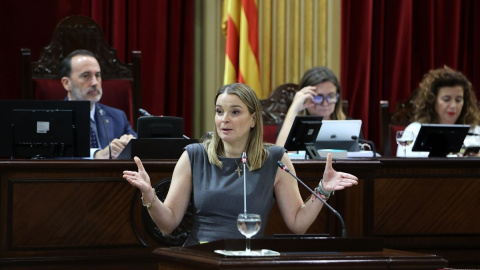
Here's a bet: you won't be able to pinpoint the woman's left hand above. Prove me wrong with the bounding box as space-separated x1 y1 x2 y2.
322 153 358 191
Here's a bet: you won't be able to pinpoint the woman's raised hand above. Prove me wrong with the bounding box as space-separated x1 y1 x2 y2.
291 86 317 111
322 153 358 191
123 156 152 193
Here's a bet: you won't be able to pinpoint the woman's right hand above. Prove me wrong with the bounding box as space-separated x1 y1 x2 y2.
291 86 317 112
322 153 358 191
123 156 152 194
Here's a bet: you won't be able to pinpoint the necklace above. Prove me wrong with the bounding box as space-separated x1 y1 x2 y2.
234 159 242 177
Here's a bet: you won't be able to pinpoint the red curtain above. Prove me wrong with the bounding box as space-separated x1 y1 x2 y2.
82 0 195 136
341 0 480 149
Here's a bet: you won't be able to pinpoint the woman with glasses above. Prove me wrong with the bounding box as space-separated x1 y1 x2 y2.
276 66 352 147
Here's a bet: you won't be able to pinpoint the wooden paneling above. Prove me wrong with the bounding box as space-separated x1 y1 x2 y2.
0 160 175 270
374 177 480 234
11 180 135 247
373 158 480 269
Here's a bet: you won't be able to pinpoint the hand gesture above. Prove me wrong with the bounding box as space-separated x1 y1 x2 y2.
123 156 152 194
290 86 317 112
322 153 358 191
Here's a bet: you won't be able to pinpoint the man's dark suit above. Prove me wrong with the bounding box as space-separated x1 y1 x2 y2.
94 103 136 148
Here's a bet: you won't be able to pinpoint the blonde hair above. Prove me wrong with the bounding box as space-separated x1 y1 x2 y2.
204 83 269 170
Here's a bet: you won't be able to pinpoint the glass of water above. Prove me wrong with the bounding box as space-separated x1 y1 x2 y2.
396 130 414 157
237 213 261 255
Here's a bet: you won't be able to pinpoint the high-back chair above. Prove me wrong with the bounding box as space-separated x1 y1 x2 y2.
260 83 299 144
21 15 142 128
380 99 415 156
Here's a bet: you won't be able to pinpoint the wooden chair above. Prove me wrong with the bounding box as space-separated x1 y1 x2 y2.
260 83 299 143
141 178 192 247
21 15 142 128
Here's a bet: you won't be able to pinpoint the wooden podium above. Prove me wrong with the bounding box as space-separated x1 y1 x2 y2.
153 237 447 270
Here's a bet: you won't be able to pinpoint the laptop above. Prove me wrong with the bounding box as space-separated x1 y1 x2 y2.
315 120 362 152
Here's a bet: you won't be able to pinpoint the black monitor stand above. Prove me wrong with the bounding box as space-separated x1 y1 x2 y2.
305 143 321 159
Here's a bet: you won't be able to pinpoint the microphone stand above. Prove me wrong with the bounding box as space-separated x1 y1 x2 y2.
242 152 247 214
277 161 347 238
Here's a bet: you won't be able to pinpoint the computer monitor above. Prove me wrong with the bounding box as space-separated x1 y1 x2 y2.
137 116 184 138
412 123 470 157
315 120 362 152
284 116 323 159
0 100 90 159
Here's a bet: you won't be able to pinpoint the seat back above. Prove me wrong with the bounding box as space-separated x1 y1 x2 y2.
260 83 299 143
142 178 192 247
380 99 415 156
379 100 391 155
21 15 142 128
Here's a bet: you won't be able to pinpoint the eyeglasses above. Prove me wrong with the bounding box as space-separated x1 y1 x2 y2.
313 93 339 104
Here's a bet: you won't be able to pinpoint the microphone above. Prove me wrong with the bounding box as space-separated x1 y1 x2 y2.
277 161 347 238
351 136 377 158
98 106 112 159
139 108 152 116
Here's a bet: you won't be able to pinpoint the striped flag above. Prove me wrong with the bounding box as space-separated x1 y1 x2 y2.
222 0 262 96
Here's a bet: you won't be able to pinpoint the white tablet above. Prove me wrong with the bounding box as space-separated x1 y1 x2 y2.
315 120 362 152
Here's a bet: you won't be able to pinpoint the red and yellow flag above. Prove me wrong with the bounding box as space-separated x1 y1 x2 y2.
222 0 262 96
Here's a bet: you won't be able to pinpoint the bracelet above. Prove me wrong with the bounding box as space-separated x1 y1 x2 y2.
314 179 332 200
141 188 157 210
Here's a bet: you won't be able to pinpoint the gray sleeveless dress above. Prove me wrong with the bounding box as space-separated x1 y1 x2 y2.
183 143 286 246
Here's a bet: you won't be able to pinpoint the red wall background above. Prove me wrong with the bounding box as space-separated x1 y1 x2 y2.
342 0 480 147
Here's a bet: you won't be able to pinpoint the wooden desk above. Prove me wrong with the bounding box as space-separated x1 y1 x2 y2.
1 158 479 269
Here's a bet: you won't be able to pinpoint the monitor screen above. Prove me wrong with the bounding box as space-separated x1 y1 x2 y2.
0 100 90 159
137 116 184 138
411 123 470 157
284 116 323 159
